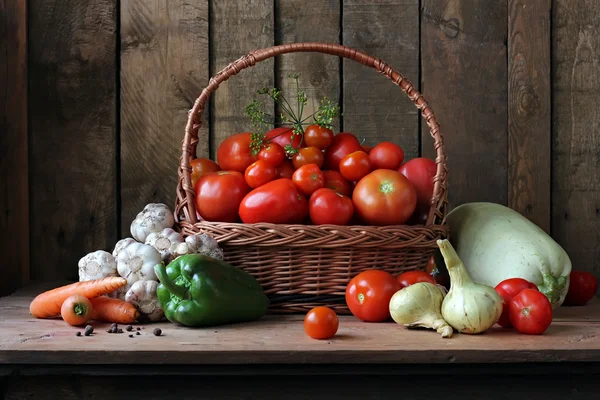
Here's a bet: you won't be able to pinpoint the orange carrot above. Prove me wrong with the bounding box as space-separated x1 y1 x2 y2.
90 296 140 324
29 277 127 319
61 294 93 326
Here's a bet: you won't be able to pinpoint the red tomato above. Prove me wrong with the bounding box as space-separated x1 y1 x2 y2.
292 164 325 196
339 151 372 182
304 124 334 150
322 170 353 197
190 158 221 187
407 209 429 225
244 160 277 189
323 132 363 171
304 306 339 340
495 278 539 328
369 142 405 170
216 132 257 173
195 171 250 222
258 143 285 167
425 256 449 289
239 178 308 224
396 271 436 289
399 158 437 211
362 145 373 154
265 127 303 152
309 188 354 225
345 269 401 322
564 271 598 306
352 169 417 226
509 289 553 335
293 146 324 169
276 159 295 179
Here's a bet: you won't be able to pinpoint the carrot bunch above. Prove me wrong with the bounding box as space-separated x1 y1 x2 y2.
30 277 139 326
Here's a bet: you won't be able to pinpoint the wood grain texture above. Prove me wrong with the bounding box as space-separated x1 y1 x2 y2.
275 0 340 133
421 0 508 209
0 0 28 296
508 0 551 233
28 0 117 281
120 1 209 234
342 0 420 159
210 0 274 160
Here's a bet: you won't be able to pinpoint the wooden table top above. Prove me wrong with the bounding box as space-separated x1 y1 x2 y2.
1 283 599 366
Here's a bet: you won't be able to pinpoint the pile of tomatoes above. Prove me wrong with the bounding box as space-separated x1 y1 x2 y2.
190 125 438 226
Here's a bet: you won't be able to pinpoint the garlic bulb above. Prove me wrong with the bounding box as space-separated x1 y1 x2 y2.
145 228 184 261
438 239 503 334
168 241 191 262
185 233 224 260
117 242 161 288
130 203 175 243
108 286 128 301
125 280 164 322
389 282 453 338
78 250 118 281
112 238 137 259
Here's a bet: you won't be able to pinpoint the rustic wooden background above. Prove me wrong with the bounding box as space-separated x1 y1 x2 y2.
2 0 598 297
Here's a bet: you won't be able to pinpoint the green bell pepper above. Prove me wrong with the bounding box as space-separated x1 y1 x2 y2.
154 254 269 327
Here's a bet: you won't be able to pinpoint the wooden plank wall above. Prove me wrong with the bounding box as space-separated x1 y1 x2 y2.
1 0 599 295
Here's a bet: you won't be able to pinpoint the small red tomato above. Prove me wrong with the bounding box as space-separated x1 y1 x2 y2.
345 269 401 322
244 160 277 189
195 171 250 222
304 306 339 340
396 271 436 289
323 132 364 171
304 124 334 150
369 142 405 170
190 158 221 188
258 143 286 167
216 132 257 173
509 289 553 335
322 170 353 197
239 178 308 224
276 159 295 179
564 271 598 306
362 145 373 154
495 278 539 328
265 127 303 151
292 164 325 196
293 146 324 169
399 158 437 211
309 188 354 225
339 151 372 182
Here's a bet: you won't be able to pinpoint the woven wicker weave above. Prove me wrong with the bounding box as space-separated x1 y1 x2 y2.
174 42 449 314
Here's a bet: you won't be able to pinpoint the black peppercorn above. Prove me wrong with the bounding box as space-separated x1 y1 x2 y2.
153 328 162 336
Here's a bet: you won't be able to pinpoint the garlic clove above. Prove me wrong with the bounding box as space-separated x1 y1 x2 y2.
145 228 184 262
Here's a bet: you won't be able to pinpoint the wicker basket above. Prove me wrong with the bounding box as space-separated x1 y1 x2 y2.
174 42 449 314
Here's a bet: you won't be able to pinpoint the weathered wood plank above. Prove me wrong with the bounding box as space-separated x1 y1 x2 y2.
552 0 600 291
0 0 28 296
275 0 340 133
210 0 274 160
508 0 551 233
28 0 118 281
343 0 420 159
421 0 508 209
120 1 209 234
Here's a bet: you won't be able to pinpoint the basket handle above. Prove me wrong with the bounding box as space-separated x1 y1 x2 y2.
176 42 448 226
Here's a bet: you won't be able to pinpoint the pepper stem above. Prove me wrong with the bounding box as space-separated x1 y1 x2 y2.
154 263 190 300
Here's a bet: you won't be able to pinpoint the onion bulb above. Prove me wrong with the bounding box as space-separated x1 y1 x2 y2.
389 282 453 338
437 239 503 334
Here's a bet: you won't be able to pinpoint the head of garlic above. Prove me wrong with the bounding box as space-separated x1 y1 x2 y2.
112 238 137 259
389 282 453 338
78 250 118 282
185 233 224 260
117 242 161 288
145 228 184 262
130 203 175 243
125 280 164 322
437 239 503 334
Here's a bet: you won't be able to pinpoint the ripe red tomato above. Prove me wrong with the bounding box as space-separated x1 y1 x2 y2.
509 289 553 335
369 142 405 170
258 143 285 167
292 164 325 196
304 306 339 340
293 146 324 169
352 169 417 226
564 271 598 306
362 145 373 154
194 171 250 222
244 160 277 189
190 158 221 187
396 271 436 289
323 132 363 171
239 178 308 224
304 124 334 150
322 170 353 197
309 188 354 225
495 278 539 328
216 132 257 173
339 151 371 182
265 127 303 152
345 269 401 322
399 158 437 211
276 159 295 179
